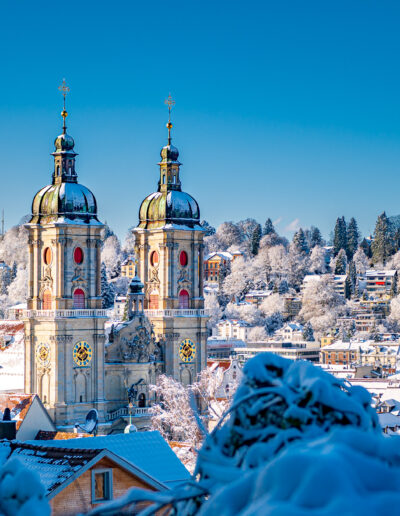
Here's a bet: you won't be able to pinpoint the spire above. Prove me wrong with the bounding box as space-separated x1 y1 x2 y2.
58 78 70 135
165 94 175 145
52 79 78 185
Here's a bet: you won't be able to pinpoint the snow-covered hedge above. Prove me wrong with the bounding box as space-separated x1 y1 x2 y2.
87 353 393 516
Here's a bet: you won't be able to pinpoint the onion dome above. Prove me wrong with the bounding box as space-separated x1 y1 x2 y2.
129 273 144 294
137 114 201 230
29 83 100 225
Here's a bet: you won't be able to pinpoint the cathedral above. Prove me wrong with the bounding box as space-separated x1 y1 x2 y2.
23 86 208 432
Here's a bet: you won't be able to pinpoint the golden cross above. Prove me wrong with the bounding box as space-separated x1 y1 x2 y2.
58 79 70 132
164 94 175 122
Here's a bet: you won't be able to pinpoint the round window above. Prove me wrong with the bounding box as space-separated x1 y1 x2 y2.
74 247 84 264
150 251 159 267
43 247 52 265
180 251 188 267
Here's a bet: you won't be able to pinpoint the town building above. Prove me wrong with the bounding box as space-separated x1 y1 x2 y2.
333 275 346 297
121 257 136 279
365 269 397 298
244 290 271 307
204 251 242 283
236 340 320 363
207 337 246 359
282 294 302 319
213 319 250 341
273 323 304 342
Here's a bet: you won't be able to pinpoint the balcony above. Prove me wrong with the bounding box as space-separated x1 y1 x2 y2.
23 309 109 319
105 406 152 422
144 309 209 318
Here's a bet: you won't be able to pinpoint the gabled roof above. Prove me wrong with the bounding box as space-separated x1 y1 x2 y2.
29 431 190 488
6 442 166 499
204 252 233 261
0 394 55 433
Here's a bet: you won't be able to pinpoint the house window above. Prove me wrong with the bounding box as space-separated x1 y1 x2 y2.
73 288 85 309
92 469 113 503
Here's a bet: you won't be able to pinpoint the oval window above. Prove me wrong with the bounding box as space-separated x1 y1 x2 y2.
44 247 52 265
180 251 188 267
74 247 84 264
150 251 159 267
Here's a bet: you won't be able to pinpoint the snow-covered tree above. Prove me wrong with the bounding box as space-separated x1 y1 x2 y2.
101 262 115 309
334 249 347 275
0 224 29 269
247 326 268 341
353 247 369 274
7 266 27 305
121 228 135 259
302 321 314 341
200 220 216 236
260 293 284 317
292 228 309 254
388 294 400 329
287 243 310 289
0 265 11 295
224 302 263 326
216 222 242 251
299 275 344 336
204 291 222 330
237 219 260 253
347 217 360 260
333 216 347 257
265 312 284 335
250 223 262 255
309 245 327 274
263 218 276 236
203 233 221 255
309 225 323 248
372 211 393 264
101 234 122 279
222 257 253 300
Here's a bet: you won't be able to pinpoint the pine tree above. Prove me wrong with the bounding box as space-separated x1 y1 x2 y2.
310 226 323 248
371 212 393 264
200 220 216 236
11 262 17 281
333 217 347 257
302 322 314 342
348 260 357 295
334 249 347 275
122 296 130 321
292 228 309 254
218 260 231 292
101 262 115 308
263 218 276 236
347 217 360 260
360 238 372 259
251 224 262 255
344 274 352 300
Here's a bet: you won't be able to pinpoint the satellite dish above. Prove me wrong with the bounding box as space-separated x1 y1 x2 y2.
74 409 98 436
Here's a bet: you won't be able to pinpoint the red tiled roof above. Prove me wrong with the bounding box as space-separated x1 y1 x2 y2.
35 430 90 440
0 393 35 430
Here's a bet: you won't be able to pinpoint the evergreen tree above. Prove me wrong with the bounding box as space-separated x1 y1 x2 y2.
310 226 323 248
200 220 216 236
292 228 309 254
101 262 115 308
334 249 347 275
278 279 289 294
333 217 347 257
218 260 231 292
346 217 360 260
250 224 262 255
393 228 400 253
122 296 130 321
360 238 372 259
391 274 398 298
348 260 357 295
11 262 17 281
263 218 276 236
371 212 393 264
302 322 314 342
344 274 352 300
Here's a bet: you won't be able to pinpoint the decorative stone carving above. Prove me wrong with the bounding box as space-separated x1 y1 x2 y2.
49 335 73 343
39 265 53 293
71 266 86 287
120 325 162 363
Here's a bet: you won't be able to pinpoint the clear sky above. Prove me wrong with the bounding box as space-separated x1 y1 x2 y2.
1 1 400 241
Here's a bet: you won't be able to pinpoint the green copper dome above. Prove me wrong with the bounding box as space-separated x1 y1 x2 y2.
30 182 98 224
138 190 200 229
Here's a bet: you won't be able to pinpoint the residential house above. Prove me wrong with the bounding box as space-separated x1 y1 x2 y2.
204 251 242 283
274 323 304 342
213 319 250 341
365 269 397 298
121 257 137 279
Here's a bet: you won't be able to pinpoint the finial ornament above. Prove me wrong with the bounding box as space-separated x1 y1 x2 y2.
164 94 175 144
58 79 70 134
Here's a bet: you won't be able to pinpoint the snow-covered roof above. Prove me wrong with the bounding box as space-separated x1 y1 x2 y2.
217 319 250 327
29 431 190 488
204 251 233 261
366 269 396 277
378 412 400 428
9 303 27 310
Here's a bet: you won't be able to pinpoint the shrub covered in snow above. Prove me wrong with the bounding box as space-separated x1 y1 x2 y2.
89 353 387 516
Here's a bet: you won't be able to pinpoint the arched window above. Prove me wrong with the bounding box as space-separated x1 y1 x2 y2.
149 290 159 309
73 288 85 309
43 289 52 310
44 247 52 265
150 251 159 267
138 393 146 407
179 289 189 309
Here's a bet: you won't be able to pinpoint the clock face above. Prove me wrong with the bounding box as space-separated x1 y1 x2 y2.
73 341 92 367
36 343 50 365
179 339 196 363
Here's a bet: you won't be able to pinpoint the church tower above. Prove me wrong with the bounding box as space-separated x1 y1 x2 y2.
24 81 107 428
134 97 208 383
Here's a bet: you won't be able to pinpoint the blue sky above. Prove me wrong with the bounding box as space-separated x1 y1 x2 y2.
1 1 400 241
